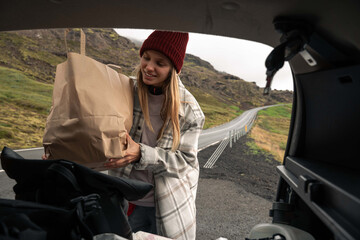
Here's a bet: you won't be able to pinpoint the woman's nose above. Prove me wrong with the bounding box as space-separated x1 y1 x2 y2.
145 61 155 71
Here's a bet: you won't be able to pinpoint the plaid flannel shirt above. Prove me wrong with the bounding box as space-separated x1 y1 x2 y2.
109 78 205 240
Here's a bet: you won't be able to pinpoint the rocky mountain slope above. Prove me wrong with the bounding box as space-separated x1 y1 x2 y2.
0 28 292 110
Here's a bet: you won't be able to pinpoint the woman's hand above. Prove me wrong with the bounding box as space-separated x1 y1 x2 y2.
104 133 141 169
42 154 48 160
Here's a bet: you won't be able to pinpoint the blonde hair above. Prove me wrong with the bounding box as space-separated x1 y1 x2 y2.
136 67 180 151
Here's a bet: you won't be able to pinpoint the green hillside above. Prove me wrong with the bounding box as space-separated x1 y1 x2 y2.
249 104 292 162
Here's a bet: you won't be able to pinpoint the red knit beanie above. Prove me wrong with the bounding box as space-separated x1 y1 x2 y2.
140 30 189 73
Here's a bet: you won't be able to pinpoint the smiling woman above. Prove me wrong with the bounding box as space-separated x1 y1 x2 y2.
106 30 205 240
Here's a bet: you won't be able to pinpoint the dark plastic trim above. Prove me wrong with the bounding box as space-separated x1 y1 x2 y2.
277 157 360 240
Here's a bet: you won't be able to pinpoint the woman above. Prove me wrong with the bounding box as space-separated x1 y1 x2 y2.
104 30 205 240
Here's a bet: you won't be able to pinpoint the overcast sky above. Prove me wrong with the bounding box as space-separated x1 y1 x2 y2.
115 28 293 91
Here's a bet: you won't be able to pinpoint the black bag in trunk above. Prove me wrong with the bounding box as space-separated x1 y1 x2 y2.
0 147 153 239
0 197 95 240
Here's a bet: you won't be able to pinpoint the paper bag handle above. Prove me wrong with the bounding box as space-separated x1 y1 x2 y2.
107 64 122 73
63 29 122 73
64 28 86 55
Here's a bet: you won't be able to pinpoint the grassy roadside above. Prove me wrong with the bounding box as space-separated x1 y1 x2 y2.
0 66 53 112
187 86 243 129
0 102 48 149
247 104 292 163
0 66 52 149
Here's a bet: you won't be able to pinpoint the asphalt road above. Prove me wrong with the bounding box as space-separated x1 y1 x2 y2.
196 136 278 239
198 106 271 150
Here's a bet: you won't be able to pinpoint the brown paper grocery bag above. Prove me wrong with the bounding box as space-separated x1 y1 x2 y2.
43 31 133 170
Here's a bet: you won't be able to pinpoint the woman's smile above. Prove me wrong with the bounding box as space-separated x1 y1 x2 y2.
144 71 156 79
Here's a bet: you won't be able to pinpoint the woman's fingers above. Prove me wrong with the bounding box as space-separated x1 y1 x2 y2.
104 157 133 169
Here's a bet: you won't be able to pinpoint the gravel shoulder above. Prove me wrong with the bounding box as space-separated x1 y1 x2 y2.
196 135 281 239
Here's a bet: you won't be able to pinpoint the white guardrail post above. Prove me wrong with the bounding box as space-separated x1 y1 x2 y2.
204 114 259 169
229 130 232 148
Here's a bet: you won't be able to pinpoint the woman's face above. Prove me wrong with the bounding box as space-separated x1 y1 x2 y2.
140 50 173 87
